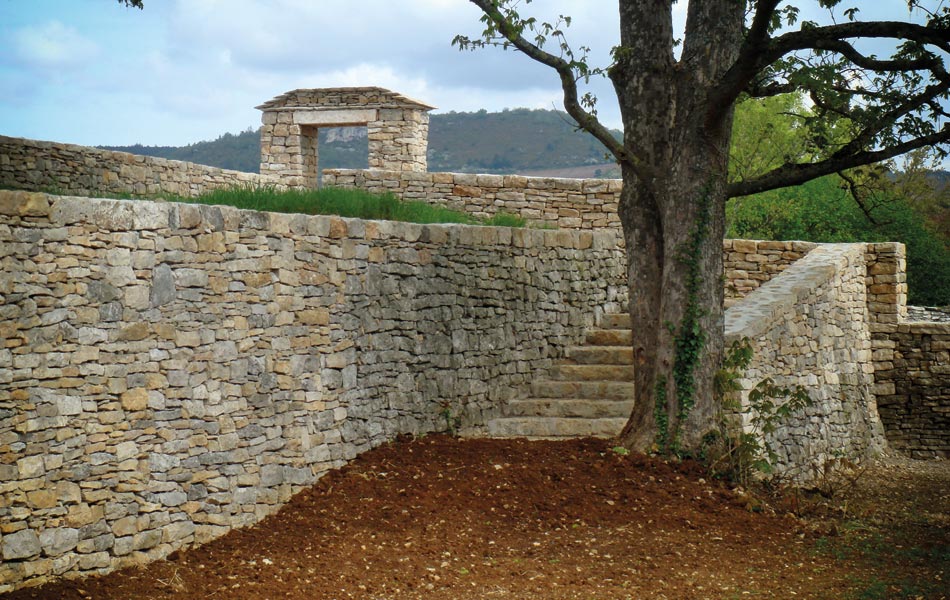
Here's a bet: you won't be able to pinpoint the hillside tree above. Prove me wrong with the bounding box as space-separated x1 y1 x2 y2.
455 1 950 454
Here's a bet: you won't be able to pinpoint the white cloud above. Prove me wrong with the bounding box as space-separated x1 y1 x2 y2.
0 1 683 145
11 21 100 70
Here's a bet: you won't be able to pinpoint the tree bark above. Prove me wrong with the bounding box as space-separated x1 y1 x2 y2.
615 0 741 454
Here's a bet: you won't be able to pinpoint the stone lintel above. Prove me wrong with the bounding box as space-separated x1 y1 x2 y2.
292 109 379 126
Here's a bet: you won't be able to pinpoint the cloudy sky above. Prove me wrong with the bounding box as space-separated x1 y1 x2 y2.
0 0 934 147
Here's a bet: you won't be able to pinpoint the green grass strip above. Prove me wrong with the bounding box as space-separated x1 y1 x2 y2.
5 184 531 228
181 186 528 227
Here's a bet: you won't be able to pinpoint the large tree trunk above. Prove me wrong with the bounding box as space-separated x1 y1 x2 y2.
617 154 728 453
614 0 742 454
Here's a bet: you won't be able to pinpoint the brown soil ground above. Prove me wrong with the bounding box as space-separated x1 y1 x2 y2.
4 435 948 600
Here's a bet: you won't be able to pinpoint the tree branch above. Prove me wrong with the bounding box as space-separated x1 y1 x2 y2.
713 17 950 115
837 171 879 225
728 126 950 198
747 81 797 97
811 38 943 73
836 79 950 157
706 0 783 125
769 21 950 60
465 0 653 182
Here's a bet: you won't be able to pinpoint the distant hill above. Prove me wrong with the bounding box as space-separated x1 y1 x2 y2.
926 169 950 191
427 108 619 173
102 108 622 177
105 129 264 173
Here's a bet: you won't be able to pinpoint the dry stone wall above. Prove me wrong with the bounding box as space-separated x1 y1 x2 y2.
324 169 811 301
865 243 950 457
723 239 817 305
873 322 950 458
323 168 623 229
907 305 950 323
0 190 626 591
0 136 281 199
724 244 885 479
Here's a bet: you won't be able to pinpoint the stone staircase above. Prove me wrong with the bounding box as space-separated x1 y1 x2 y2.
487 313 635 439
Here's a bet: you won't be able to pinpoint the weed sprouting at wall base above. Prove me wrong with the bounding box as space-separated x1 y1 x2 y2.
708 338 814 486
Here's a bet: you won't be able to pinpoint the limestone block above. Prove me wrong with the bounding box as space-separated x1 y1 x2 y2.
295 109 378 126
162 521 196 544
17 456 45 479
0 191 50 217
115 323 149 342
2 530 41 560
120 388 149 411
38 528 79 557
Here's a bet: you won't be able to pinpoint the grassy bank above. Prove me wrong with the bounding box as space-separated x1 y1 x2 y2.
185 186 527 227
5 185 530 228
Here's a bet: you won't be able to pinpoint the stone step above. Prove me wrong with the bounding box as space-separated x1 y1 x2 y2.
551 364 634 382
487 417 627 439
599 313 631 329
564 345 633 365
531 380 635 400
585 328 632 346
507 398 634 419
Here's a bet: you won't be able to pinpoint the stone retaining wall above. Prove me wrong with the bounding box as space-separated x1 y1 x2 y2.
724 244 885 479
1 184 946 590
325 163 947 458
0 190 626 591
0 136 282 199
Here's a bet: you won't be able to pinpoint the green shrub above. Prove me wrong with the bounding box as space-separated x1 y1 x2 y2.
727 176 950 305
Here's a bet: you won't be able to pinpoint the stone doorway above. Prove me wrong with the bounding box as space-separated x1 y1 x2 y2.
257 87 435 189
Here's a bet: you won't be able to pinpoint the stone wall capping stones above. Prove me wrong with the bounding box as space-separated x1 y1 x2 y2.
726 245 860 341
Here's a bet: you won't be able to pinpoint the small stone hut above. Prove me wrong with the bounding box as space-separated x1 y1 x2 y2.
256 87 435 188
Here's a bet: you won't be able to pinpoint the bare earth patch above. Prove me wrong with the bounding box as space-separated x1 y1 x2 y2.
3 435 947 599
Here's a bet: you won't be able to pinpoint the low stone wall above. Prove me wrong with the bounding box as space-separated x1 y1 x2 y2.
723 244 885 479
323 168 623 229
872 322 950 458
907 305 950 323
864 244 950 457
324 168 809 302
723 239 817 305
0 190 626 591
861 244 950 457
0 136 282 199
